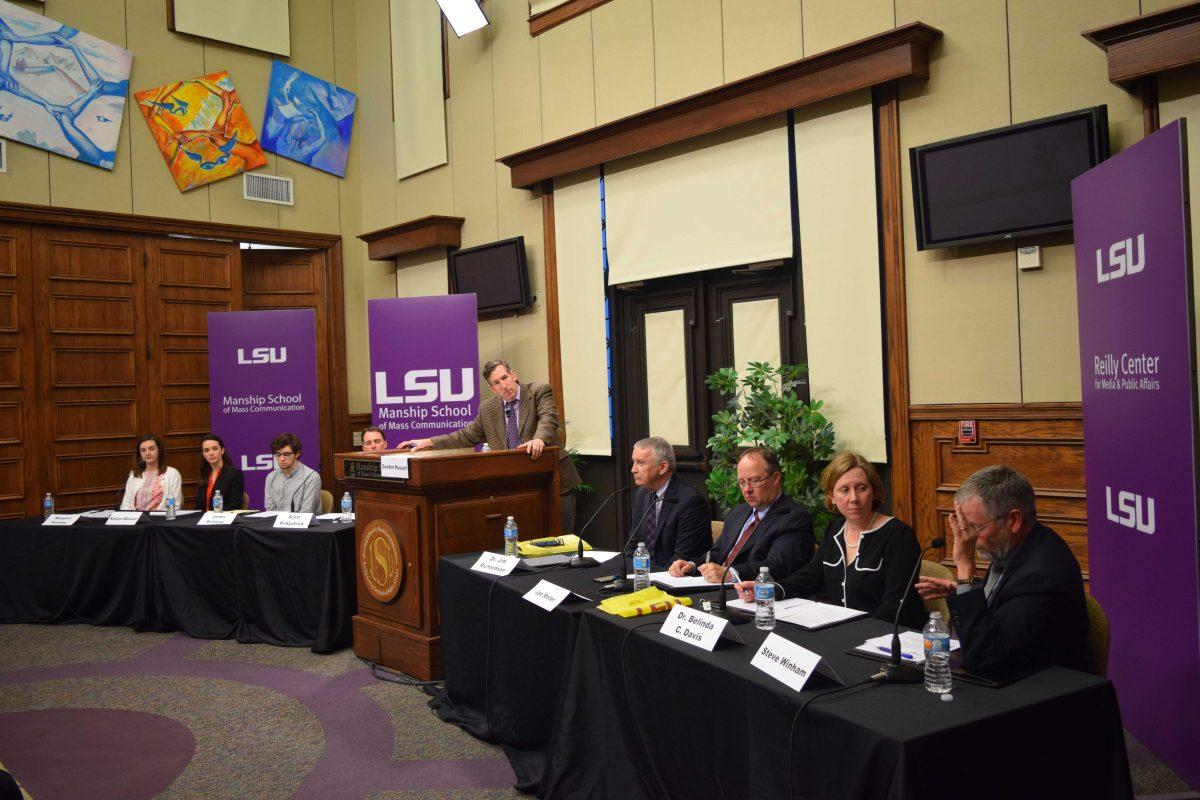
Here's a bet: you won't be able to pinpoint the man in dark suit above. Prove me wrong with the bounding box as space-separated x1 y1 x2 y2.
398 359 582 533
916 465 1089 679
624 436 710 569
668 447 815 583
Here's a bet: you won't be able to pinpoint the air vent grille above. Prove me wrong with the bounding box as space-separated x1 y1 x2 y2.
243 172 294 205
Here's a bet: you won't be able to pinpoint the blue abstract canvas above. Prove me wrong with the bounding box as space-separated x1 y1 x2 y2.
0 0 132 170
261 61 355 177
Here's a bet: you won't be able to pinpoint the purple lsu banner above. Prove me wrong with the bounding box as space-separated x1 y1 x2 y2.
1072 120 1200 787
207 309 321 507
369 295 479 443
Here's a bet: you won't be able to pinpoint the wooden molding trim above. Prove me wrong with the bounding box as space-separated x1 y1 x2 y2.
358 216 465 261
909 402 1083 421
1083 1 1200 88
0 201 340 248
541 182 566 422
1143 76 1161 136
874 82 915 525
499 22 942 189
528 0 615 36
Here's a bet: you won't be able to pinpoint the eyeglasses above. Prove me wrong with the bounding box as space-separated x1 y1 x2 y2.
736 476 772 489
273 451 296 458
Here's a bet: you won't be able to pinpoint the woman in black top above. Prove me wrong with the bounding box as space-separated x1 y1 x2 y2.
196 433 246 511
739 452 925 629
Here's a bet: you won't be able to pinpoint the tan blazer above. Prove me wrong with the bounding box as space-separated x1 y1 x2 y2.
431 381 582 493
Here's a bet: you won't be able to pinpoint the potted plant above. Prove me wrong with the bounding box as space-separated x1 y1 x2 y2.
705 361 836 533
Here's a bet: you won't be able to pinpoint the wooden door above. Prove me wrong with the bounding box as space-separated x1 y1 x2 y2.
32 227 148 512
144 236 242 502
0 224 37 518
242 247 334 487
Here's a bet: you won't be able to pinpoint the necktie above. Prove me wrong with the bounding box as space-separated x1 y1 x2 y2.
505 403 519 449
643 498 660 554
722 510 759 568
984 562 1005 604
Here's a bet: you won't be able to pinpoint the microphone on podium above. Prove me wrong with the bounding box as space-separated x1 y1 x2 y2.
876 536 946 684
600 496 678 593
568 486 631 568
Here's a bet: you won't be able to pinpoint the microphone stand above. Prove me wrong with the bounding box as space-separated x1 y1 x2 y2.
599 497 677 593
569 486 631 568
877 536 946 684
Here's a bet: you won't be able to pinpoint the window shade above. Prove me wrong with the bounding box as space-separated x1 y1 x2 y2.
391 0 448 180
793 92 886 463
604 116 792 285
530 0 573 15
553 169 611 455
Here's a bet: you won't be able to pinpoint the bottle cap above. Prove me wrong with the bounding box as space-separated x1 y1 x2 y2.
759 566 768 573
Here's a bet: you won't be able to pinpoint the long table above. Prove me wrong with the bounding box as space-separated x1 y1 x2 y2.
0 514 356 652
433 552 1133 800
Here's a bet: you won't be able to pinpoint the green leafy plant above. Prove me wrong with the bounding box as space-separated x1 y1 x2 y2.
705 362 836 532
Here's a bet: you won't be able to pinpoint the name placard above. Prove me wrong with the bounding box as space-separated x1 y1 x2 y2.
198 511 238 526
380 455 410 479
659 605 728 652
42 514 80 527
471 551 519 577
522 580 572 611
273 512 313 529
106 511 143 526
750 633 821 693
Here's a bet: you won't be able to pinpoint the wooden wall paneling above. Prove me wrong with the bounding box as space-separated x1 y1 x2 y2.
908 403 1088 580
32 227 148 512
145 236 242 503
0 223 36 518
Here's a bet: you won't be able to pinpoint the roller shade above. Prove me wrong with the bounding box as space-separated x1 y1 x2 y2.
604 115 792 285
391 0 448 180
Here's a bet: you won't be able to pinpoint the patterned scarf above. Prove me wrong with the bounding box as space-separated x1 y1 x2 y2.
134 470 164 511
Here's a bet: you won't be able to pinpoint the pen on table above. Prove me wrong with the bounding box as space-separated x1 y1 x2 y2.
877 646 914 660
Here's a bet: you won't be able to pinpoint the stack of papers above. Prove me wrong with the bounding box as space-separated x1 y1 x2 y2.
625 571 713 590
854 630 960 665
726 597 869 630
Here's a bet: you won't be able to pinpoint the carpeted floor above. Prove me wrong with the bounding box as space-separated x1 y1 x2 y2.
0 623 1194 799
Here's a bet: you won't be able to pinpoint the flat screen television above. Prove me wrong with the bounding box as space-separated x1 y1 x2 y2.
910 106 1109 250
448 236 532 316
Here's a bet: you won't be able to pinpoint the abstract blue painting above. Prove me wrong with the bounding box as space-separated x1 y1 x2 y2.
0 0 133 170
261 61 356 177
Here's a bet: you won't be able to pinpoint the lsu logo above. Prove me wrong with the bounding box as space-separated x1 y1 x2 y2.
241 454 275 472
1105 485 1155 534
1095 234 1144 284
374 368 475 404
238 347 288 364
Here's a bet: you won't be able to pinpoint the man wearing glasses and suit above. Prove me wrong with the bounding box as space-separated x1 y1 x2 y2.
399 359 582 534
624 436 710 569
668 446 815 583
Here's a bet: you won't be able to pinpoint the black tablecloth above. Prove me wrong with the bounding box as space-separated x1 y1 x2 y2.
434 553 1133 800
0 515 356 652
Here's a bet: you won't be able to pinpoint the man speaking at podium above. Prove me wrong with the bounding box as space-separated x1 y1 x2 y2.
399 359 582 533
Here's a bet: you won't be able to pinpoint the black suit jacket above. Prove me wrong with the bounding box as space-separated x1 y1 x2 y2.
709 493 815 581
947 522 1089 679
624 478 710 569
195 465 246 511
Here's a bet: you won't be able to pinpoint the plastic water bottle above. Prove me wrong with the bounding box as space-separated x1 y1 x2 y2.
212 490 224 513
503 516 519 557
633 542 651 590
924 611 952 694
341 492 353 523
755 566 776 630
43 493 54 518
165 495 177 521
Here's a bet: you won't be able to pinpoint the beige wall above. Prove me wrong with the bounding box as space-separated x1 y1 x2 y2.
11 1 1197 419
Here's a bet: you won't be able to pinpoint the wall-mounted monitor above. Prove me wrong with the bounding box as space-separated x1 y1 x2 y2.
910 106 1109 250
449 236 532 316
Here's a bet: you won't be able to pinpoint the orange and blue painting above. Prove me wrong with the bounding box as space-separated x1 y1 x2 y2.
135 71 266 192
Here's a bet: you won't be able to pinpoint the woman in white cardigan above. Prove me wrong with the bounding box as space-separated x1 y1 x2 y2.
120 434 183 511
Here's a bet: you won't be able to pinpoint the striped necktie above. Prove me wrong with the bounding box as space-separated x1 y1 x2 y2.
722 510 760 568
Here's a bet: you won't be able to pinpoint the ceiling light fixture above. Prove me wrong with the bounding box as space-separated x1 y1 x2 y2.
436 0 489 37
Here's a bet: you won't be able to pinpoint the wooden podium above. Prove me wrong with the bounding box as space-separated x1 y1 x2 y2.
336 447 562 680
